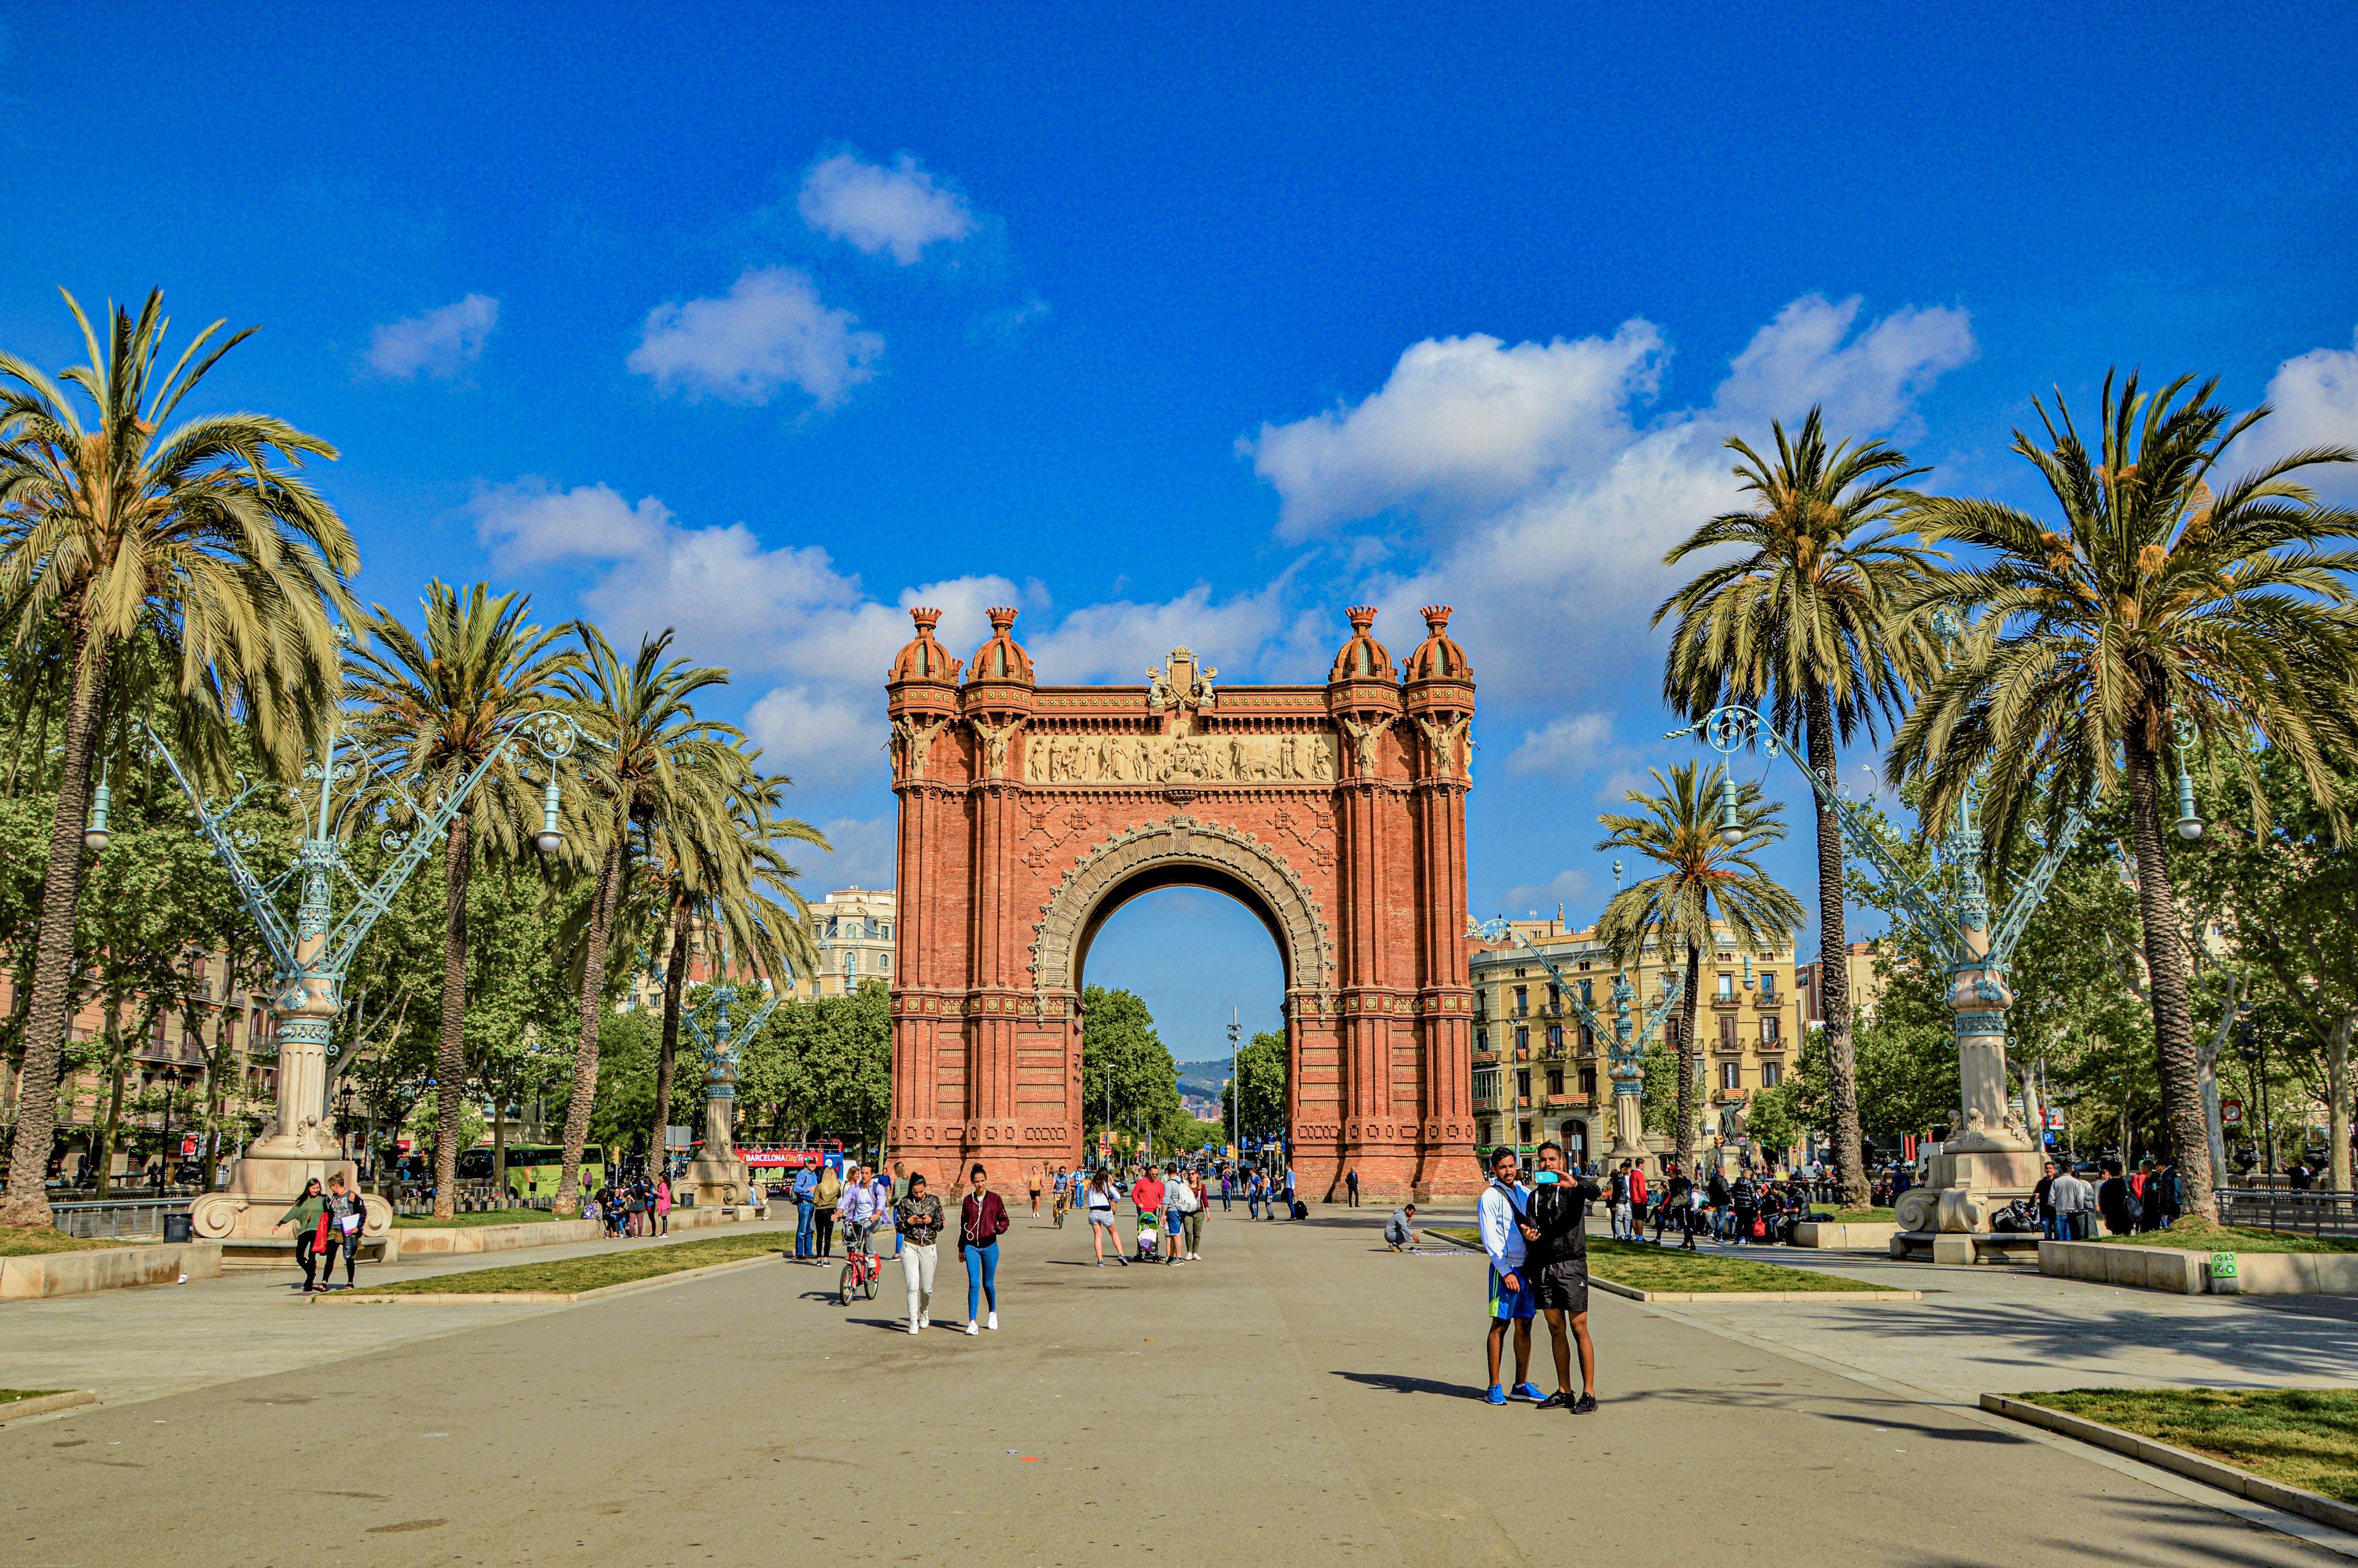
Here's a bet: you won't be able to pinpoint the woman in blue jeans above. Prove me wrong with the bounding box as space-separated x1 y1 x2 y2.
959 1162 1010 1336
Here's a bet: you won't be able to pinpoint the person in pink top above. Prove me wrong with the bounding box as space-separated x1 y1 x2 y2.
653 1176 672 1237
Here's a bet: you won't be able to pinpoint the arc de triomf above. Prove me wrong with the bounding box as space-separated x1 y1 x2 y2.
883 602 1481 1201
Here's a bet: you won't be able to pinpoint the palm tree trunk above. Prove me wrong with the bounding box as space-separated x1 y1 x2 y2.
2328 1009 2354 1194
1804 688 1868 1209
652 899 689 1182
2125 724 2213 1216
431 812 473 1221
1677 940 1701 1168
556 832 624 1217
0 626 110 1227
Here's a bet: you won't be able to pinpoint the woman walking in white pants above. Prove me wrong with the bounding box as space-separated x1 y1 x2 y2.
894 1172 945 1332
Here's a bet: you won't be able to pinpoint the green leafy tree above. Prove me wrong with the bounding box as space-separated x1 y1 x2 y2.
0 290 358 1224
1893 371 2358 1214
347 581 577 1218
1080 985 1182 1156
1596 762 1806 1167
741 978 892 1152
1657 407 1941 1206
1219 1029 1288 1147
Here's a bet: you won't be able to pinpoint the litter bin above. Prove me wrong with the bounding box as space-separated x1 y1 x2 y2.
163 1213 194 1244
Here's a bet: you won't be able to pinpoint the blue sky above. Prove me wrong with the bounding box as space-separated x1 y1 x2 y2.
9 6 2358 1058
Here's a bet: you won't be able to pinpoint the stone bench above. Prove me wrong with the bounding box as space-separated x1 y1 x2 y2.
2040 1238 2358 1295
1789 1221 1898 1251
0 1241 222 1300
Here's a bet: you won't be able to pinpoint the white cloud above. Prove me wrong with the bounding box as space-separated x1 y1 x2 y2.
1506 712 1625 777
627 268 882 407
798 151 977 265
2254 326 2358 496
364 294 498 380
1712 293 1976 440
1258 295 1981 702
1494 868 1593 922
804 816 899 894
1027 581 1293 685
1242 321 1665 539
746 685 888 791
473 478 672 567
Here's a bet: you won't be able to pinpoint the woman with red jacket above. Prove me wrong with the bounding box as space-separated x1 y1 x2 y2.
960 1163 1010 1335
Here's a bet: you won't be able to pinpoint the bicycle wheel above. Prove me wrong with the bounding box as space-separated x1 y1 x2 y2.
838 1262 857 1306
861 1268 877 1301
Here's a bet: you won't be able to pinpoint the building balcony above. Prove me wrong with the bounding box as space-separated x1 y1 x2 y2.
1754 993 1782 1010
1473 1049 1500 1066
1756 1037 1787 1053
1711 994 1741 1011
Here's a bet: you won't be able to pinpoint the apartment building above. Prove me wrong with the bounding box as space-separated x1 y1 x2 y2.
799 887 897 999
1470 913 1800 1166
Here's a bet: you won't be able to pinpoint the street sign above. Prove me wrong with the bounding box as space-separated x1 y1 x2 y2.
181 1135 198 1157
664 1125 694 1149
2221 1099 2245 1127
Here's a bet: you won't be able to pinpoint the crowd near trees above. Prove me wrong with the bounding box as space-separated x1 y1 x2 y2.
0 290 880 1228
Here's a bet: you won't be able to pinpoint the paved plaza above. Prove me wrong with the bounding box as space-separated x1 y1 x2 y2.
6 1207 2356 1566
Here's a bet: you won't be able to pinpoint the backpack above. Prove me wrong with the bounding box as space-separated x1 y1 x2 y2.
1292 1199 1309 1221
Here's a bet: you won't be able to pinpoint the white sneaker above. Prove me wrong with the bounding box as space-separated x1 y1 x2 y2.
919 1313 929 1329
987 1311 998 1331
964 1320 979 1336
907 1322 921 1335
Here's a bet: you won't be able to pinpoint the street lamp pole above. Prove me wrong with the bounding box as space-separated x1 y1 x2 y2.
672 933 787 1208
1228 1009 1241 1160
137 703 595 1247
1667 643 2109 1244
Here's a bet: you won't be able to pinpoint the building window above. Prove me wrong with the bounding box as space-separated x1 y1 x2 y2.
1515 1026 1530 1058
1545 1068 1564 1097
1546 982 1561 1013
1719 1015 1738 1049
1720 1062 1742 1091
1518 1119 1533 1145
826 916 840 938
1547 1025 1564 1053
1717 973 1735 1001
1514 986 1529 1016
1477 1029 1488 1053
1762 1014 1780 1045
1579 1067 1597 1097
1516 1070 1531 1102
1473 1067 1499 1103
1762 1060 1783 1088
1579 1022 1595 1053
1760 970 1777 1000
879 954 891 973
1580 978 1593 1004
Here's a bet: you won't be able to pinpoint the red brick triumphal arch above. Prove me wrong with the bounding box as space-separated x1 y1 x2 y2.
883 602 1482 1202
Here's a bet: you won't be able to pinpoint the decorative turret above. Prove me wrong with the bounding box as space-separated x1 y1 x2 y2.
962 606 1035 781
1325 606 1403 781
1401 605 1475 783
886 608 962 784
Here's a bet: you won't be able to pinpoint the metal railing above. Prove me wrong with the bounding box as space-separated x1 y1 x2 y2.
2217 1188 2358 1237
47 1197 193 1239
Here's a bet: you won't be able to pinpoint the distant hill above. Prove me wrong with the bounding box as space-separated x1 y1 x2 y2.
1174 1058 1231 1100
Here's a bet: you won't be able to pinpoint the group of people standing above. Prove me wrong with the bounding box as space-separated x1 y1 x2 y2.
1478 1144 1601 1412
1063 1161 1211 1266
277 1172 368 1293
585 1175 671 1238
2037 1157 2183 1239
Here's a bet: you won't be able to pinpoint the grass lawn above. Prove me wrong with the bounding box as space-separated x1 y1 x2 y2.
1429 1229 1896 1293
391 1208 558 1229
2077 1218 2358 1254
0 1389 67 1404
2020 1388 2358 1503
1832 1207 1896 1224
0 1226 137 1256
369 1230 785 1295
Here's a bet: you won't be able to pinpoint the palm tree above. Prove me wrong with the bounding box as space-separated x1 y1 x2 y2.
1595 762 1806 1169
346 582 579 1220
0 290 355 1226
1889 371 2358 1218
641 765 826 1179
549 626 745 1215
1656 407 1940 1208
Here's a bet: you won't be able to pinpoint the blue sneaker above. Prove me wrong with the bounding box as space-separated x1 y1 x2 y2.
1515 1381 1546 1402
1485 1384 1508 1406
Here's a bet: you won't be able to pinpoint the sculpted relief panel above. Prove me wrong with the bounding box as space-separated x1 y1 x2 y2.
1025 730 1339 787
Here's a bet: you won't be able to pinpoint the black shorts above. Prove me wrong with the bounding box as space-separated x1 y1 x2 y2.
1533 1258 1589 1315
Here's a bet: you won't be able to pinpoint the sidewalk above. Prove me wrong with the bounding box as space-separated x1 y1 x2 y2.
0 1217 799 1407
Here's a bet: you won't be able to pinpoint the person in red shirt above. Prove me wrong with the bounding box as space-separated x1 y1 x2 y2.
959 1163 1011 1335
1627 1163 1650 1244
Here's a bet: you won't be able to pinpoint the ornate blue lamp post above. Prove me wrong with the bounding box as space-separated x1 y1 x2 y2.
1663 614 2158 1254
128 706 593 1247
670 935 786 1208
1468 872 1683 1175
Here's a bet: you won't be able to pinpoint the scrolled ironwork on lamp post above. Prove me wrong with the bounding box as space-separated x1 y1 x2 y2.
669 933 789 1208
138 702 600 1245
1665 622 2100 1241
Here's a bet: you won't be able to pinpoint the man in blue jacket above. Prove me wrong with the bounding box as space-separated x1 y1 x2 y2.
792 1162 819 1260
1478 1147 1544 1407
